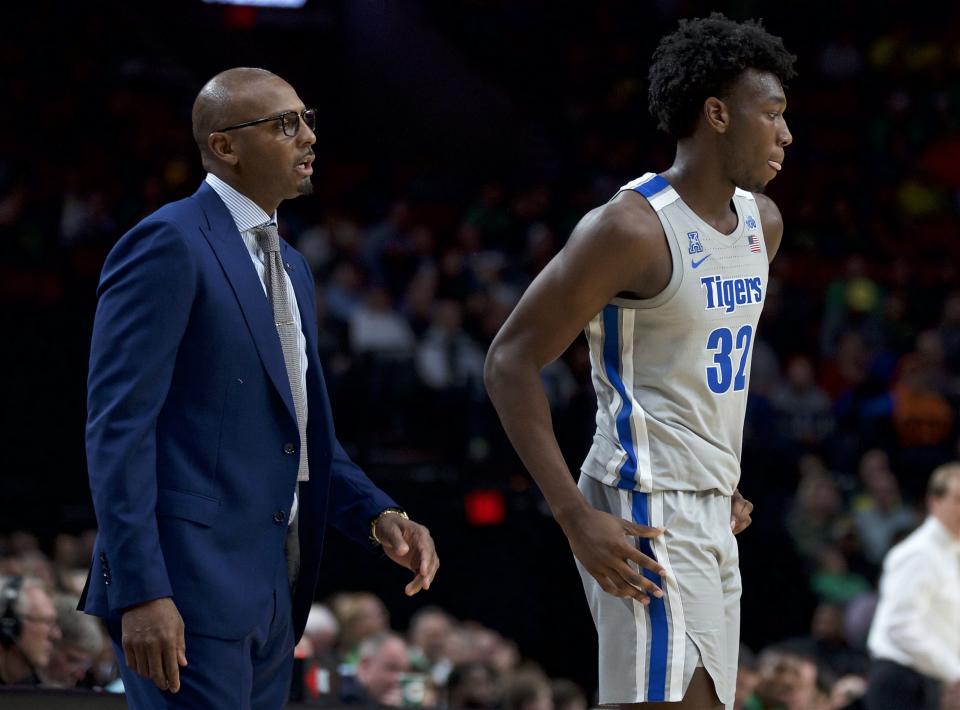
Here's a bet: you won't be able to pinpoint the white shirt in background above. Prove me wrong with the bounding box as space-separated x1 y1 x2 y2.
867 515 960 683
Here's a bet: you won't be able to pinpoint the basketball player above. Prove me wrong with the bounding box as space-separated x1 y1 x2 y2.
484 14 795 709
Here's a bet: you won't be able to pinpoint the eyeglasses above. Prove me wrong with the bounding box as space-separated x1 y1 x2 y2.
23 615 59 629
214 108 317 138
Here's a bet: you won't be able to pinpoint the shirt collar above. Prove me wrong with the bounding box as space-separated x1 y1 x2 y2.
205 173 277 233
924 515 960 551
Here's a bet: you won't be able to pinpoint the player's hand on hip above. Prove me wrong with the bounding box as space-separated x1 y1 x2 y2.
121 596 188 693
730 489 754 534
376 514 440 596
562 506 666 605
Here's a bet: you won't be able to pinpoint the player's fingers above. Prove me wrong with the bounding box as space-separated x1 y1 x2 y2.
616 563 664 598
610 573 652 604
624 521 664 539
623 546 667 578
593 572 616 596
733 513 753 535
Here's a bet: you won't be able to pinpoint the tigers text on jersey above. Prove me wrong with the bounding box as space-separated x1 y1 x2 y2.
581 173 769 495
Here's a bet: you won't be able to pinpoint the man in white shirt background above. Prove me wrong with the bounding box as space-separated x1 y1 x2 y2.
866 461 960 710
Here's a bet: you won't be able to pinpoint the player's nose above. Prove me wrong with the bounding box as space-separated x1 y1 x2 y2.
779 117 793 147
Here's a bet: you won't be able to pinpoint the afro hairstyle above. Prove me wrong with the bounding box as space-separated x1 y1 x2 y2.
648 13 797 138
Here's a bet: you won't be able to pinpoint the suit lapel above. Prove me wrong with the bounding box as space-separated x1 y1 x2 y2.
194 183 298 424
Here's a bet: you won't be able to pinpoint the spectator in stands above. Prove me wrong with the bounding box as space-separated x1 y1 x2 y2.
771 355 835 451
503 666 553 710
0 575 61 686
743 645 821 710
341 631 411 707
446 662 501 709
334 591 391 666
408 606 455 685
415 300 485 394
350 286 417 358
295 603 340 660
850 449 917 564
865 461 960 709
786 602 868 679
735 645 759 710
787 463 844 558
550 678 586 710
37 593 103 688
939 291 960 374
809 546 871 606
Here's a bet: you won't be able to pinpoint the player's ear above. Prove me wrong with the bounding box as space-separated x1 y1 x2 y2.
703 97 729 134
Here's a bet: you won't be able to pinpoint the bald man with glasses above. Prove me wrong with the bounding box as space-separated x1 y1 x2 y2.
80 67 439 709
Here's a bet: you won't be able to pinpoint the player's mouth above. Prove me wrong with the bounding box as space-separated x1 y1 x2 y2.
295 155 314 176
767 157 783 173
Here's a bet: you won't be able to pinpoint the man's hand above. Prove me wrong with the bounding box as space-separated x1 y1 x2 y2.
559 506 665 604
121 597 188 693
730 489 754 534
375 514 440 596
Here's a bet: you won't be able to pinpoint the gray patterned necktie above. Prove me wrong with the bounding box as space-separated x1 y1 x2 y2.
253 224 309 483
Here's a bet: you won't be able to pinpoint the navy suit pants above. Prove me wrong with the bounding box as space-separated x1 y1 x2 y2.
108 559 295 709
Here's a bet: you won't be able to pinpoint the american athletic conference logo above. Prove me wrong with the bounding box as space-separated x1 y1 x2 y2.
687 231 704 254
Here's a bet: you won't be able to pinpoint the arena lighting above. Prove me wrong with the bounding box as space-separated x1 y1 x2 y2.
464 489 506 526
202 0 306 7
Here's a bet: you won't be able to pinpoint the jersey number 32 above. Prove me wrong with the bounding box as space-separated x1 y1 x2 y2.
705 324 753 394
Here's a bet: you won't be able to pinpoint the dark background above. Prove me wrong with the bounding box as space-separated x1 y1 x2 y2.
3 0 960 697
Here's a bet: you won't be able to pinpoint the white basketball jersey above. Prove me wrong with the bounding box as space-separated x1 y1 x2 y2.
581 173 769 495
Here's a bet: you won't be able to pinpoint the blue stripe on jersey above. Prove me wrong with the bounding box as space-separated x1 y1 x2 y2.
601 305 637 489
632 492 668 702
632 174 669 199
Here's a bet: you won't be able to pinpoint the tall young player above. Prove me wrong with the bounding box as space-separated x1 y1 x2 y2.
485 15 795 709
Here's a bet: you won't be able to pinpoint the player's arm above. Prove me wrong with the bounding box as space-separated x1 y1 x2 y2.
484 193 668 603
755 193 783 263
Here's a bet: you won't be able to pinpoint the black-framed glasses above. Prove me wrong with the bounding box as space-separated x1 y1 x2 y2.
214 108 316 137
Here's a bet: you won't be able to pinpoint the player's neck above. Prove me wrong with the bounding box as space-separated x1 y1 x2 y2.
660 144 737 224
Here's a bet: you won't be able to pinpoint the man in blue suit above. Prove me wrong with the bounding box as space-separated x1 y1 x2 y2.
81 67 440 708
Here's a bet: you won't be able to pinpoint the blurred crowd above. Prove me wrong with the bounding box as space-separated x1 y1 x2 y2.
0 532 592 710
5 1 960 708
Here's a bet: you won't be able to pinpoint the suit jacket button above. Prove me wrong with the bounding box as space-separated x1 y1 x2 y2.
283 443 296 455
273 511 286 524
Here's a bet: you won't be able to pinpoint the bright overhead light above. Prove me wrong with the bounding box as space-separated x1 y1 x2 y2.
202 0 307 8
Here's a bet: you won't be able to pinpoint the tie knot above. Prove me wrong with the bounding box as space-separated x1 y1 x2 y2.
253 224 281 254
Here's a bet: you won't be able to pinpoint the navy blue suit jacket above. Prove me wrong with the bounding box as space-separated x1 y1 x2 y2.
81 182 396 641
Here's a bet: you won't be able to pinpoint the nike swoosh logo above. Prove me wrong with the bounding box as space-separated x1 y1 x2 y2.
691 254 711 268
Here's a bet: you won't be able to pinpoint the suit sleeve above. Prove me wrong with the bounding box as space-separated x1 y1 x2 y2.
85 218 197 612
328 439 399 548
294 249 398 548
